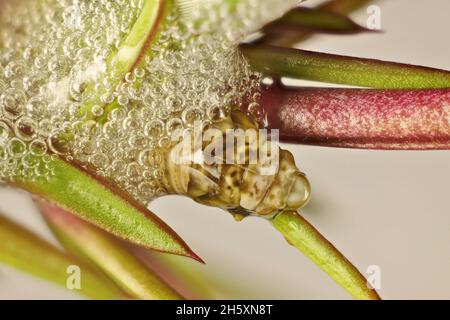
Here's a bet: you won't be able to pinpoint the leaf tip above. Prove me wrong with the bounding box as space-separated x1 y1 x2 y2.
186 249 205 264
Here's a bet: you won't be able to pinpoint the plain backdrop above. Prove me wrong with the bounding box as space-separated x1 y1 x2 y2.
0 0 449 299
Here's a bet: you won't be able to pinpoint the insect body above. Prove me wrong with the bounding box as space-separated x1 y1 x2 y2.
161 109 311 219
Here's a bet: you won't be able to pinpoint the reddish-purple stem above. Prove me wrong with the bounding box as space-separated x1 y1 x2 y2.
249 85 450 150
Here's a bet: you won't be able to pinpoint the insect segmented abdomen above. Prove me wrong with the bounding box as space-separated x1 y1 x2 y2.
161 110 311 219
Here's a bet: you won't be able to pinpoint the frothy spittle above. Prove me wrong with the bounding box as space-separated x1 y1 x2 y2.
0 0 299 203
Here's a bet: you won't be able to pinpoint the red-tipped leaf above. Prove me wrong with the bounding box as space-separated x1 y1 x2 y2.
319 0 377 15
264 7 373 35
16 157 202 261
264 0 379 46
37 200 184 300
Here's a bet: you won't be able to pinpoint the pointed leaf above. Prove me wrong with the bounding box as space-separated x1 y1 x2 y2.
131 247 214 299
108 0 167 78
272 211 380 300
176 0 241 20
37 200 183 300
253 85 450 150
81 0 171 120
16 156 201 261
264 7 373 35
264 0 378 46
240 44 450 89
0 213 125 299
319 0 376 15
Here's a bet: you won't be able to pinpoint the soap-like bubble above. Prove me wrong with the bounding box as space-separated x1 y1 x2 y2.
0 0 298 202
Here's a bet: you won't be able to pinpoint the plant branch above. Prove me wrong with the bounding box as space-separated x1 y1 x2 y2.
272 211 380 300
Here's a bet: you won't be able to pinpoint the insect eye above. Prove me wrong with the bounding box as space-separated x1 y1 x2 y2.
287 172 311 211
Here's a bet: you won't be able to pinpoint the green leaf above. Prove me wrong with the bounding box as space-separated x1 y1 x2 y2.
176 0 240 20
319 0 376 15
37 200 183 300
81 0 172 120
272 211 380 300
264 7 372 35
16 156 201 261
263 0 379 47
240 43 450 89
108 0 166 78
0 213 125 299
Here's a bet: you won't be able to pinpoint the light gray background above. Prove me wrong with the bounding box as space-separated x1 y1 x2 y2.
0 0 449 299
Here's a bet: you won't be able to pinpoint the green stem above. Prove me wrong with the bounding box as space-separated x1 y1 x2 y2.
271 211 380 300
37 200 183 300
0 213 125 299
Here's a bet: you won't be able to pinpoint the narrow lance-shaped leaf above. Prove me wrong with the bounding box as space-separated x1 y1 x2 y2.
264 7 373 35
15 156 202 261
81 0 171 120
240 44 450 89
0 213 125 299
96 0 248 125
130 246 215 299
264 0 378 46
320 0 377 15
5 0 200 263
272 211 381 300
252 85 450 150
176 0 241 20
37 200 183 300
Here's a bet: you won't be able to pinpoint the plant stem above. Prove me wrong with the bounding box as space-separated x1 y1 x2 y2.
271 211 380 300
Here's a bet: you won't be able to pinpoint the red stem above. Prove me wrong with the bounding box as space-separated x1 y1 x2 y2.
249 85 450 150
